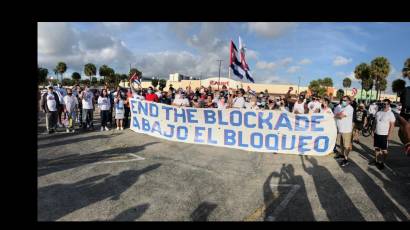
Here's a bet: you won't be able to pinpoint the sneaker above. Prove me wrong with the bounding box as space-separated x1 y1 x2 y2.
116 127 120 130
120 127 124 130
340 159 349 167
66 129 70 133
71 129 75 133
101 127 104 132
48 130 53 134
376 162 385 170
368 159 377 166
105 127 110 131
58 123 63 128
87 124 90 129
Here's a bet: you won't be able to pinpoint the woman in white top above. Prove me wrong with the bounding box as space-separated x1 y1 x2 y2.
98 89 111 131
320 98 334 115
114 93 125 130
293 95 307 114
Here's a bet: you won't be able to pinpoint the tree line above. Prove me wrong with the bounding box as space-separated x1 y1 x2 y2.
308 56 409 101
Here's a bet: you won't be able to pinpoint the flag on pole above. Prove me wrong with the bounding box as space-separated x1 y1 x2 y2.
239 36 255 83
229 40 244 80
130 72 141 86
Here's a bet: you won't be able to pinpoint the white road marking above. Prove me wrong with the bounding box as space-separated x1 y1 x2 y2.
92 153 145 165
265 184 301 221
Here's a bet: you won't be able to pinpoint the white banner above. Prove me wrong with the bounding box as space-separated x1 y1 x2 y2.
130 99 337 156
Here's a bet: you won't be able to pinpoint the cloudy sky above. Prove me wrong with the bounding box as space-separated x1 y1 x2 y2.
38 22 410 92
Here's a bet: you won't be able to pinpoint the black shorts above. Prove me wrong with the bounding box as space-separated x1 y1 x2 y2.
374 134 388 150
354 122 364 130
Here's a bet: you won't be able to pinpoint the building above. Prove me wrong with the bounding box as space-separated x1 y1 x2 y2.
129 73 398 101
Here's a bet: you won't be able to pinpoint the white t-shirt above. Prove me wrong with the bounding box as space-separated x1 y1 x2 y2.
82 90 94 109
375 109 396 135
46 92 57 112
369 104 378 115
216 99 227 109
173 97 190 107
64 95 78 113
133 94 145 100
293 101 305 114
155 91 162 99
320 107 334 116
98 96 111 111
232 96 246 108
334 105 354 133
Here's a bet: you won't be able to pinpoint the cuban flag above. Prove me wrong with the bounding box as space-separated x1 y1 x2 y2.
239 36 255 83
230 40 244 80
130 72 141 85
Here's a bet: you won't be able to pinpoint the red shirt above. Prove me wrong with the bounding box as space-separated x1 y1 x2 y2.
145 93 158 102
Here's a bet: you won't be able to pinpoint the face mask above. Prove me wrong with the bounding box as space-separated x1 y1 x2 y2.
342 101 347 107
148 90 152 94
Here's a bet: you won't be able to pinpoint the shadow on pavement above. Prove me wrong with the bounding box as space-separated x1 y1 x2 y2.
264 163 314 221
336 157 408 221
301 156 365 221
38 133 123 149
38 142 159 177
38 163 161 221
190 201 218 221
112 203 150 221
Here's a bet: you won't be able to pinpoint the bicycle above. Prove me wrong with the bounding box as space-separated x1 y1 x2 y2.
362 114 375 137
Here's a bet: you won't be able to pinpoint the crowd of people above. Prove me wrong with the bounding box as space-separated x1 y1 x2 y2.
40 80 407 170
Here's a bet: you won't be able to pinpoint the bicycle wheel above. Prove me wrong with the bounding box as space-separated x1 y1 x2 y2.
362 126 371 137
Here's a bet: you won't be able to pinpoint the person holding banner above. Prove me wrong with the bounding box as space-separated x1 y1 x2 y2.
172 91 190 107
232 89 246 109
145 87 159 102
334 96 354 166
320 98 333 115
293 95 307 114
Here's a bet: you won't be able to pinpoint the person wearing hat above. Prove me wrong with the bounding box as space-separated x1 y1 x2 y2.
40 86 60 134
353 103 368 143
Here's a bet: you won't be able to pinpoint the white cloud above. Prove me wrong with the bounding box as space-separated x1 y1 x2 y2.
280 57 293 66
38 22 134 75
299 58 312 65
256 61 277 70
287 66 301 73
247 22 297 38
333 56 352 66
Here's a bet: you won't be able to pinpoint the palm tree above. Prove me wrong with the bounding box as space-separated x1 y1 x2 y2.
370 57 390 101
38 67 48 85
402 58 410 79
362 77 374 103
99 65 111 84
375 78 387 100
342 77 352 95
71 72 81 84
84 63 97 83
392 79 406 102
55 62 67 83
336 89 344 99
354 63 370 101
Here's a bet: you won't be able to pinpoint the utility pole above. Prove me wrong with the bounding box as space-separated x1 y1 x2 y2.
297 76 301 94
217 59 223 91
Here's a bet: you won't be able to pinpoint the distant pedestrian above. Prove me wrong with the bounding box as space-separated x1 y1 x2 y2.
63 88 78 133
353 103 367 143
114 93 125 130
334 96 354 166
80 84 95 130
41 86 60 134
98 89 111 132
369 99 396 170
